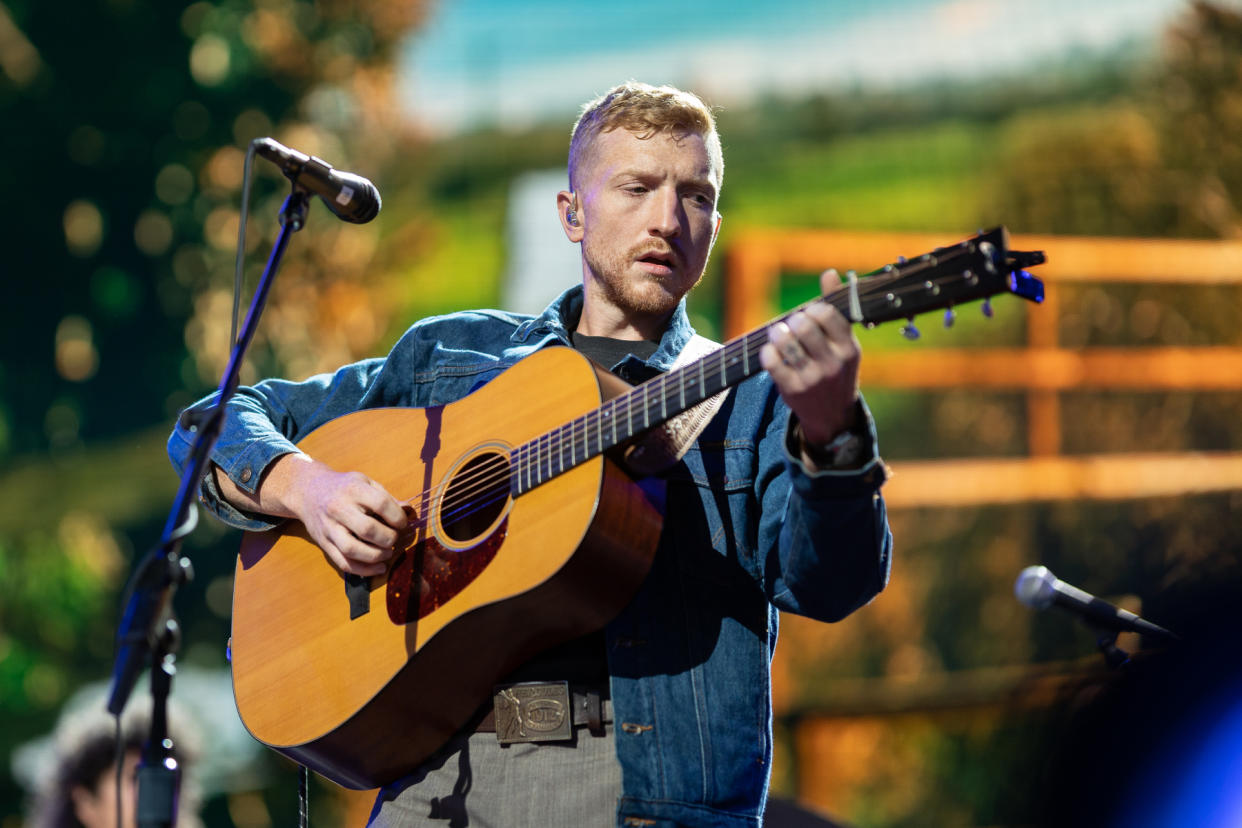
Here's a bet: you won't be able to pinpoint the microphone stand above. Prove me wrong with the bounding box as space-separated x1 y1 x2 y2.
106 185 313 826
135 620 182 827
1088 623 1131 672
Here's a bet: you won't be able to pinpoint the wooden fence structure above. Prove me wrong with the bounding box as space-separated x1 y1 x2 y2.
725 229 1242 507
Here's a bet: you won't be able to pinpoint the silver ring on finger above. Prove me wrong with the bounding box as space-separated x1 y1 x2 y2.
780 340 806 369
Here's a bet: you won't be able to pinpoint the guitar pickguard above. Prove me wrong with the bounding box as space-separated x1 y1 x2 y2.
386 515 508 624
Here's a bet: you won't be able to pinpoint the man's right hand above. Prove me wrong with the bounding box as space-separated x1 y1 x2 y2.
213 452 408 577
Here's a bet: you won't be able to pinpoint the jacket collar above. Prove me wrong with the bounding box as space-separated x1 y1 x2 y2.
511 284 695 373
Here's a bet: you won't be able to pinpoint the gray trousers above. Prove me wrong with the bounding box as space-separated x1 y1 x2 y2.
367 722 623 827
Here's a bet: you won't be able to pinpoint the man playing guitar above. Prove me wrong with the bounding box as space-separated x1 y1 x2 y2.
169 81 892 827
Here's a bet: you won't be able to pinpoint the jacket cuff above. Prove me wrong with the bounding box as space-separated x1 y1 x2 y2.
197 467 284 532
199 438 299 532
783 399 888 498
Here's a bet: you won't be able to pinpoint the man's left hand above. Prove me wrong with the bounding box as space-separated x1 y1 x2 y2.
759 268 861 447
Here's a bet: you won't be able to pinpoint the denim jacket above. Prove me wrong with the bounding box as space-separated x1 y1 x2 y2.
168 285 892 827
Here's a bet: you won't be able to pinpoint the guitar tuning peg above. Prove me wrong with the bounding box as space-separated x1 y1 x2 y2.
901 319 920 340
981 299 993 318
943 307 956 328
896 255 907 265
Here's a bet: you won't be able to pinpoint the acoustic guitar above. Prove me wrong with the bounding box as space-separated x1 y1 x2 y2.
229 227 1045 788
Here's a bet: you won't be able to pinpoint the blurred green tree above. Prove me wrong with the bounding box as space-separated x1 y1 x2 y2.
989 0 1242 241
0 0 429 460
1158 0 1242 238
0 0 429 819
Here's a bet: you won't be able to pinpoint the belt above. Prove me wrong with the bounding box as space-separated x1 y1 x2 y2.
475 681 611 743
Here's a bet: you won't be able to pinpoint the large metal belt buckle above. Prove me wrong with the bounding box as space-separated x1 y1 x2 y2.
492 681 574 745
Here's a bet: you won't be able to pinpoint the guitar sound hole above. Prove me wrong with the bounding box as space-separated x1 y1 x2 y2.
440 451 511 544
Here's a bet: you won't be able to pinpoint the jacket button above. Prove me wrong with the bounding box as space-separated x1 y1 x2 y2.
240 467 253 484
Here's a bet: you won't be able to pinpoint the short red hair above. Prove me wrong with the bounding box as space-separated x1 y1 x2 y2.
568 81 724 194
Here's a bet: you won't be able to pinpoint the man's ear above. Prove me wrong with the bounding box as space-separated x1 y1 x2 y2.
556 190 584 242
713 211 723 243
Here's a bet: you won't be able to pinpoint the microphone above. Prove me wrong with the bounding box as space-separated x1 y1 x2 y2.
1014 566 1178 643
253 137 381 224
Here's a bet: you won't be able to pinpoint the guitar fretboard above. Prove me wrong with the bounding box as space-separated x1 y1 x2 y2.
509 324 770 495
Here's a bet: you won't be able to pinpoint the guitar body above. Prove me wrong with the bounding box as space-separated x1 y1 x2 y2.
230 347 663 789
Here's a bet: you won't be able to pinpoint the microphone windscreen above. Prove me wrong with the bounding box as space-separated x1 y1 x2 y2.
1015 566 1056 609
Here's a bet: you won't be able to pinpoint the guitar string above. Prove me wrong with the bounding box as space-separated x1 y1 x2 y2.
411 257 999 527
419 315 820 524
421 258 996 529
418 260 999 529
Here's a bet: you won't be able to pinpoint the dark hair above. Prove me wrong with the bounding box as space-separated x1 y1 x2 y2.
30 705 201 828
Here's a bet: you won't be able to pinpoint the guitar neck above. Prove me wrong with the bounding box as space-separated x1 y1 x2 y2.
510 226 1045 495
508 289 902 496
508 329 762 496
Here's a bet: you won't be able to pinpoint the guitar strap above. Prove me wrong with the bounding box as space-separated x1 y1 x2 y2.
622 334 731 477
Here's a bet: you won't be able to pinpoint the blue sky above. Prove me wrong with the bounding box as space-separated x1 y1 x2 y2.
399 0 1191 133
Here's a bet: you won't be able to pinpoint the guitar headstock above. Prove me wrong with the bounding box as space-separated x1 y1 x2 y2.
843 227 1045 335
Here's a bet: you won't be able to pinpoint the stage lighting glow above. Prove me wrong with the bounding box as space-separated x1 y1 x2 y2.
1114 681 1242 827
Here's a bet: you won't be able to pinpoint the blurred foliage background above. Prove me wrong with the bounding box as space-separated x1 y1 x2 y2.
1 0 1240 825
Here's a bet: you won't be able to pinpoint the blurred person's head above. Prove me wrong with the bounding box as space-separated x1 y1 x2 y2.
29 704 201 828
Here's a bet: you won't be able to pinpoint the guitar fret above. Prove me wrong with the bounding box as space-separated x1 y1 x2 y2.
718 349 726 388
543 432 551 485
642 383 649 430
527 441 534 489
660 375 667 421
698 358 705 401
529 439 537 488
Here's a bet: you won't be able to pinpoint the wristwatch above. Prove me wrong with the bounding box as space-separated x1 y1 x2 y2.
812 427 866 468
794 417 868 470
